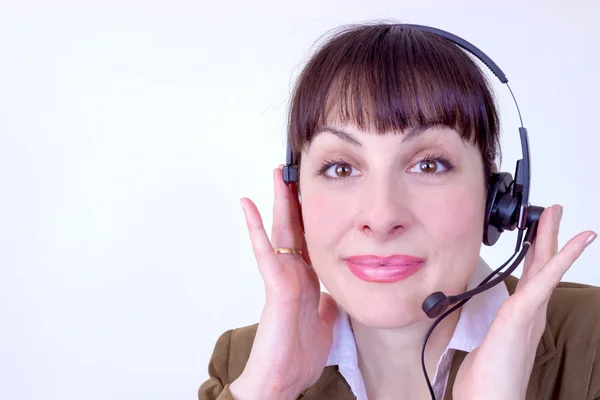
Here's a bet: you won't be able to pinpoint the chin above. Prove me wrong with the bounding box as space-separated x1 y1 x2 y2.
318 258 471 328
339 289 429 329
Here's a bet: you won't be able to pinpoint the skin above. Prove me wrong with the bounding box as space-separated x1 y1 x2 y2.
230 121 597 400
298 123 487 398
299 123 486 328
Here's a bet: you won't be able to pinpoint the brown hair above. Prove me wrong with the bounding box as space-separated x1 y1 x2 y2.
287 22 501 182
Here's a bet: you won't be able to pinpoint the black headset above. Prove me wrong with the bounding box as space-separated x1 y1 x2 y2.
282 23 545 399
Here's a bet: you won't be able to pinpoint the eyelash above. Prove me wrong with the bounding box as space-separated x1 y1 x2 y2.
315 153 455 179
316 157 351 177
418 153 455 173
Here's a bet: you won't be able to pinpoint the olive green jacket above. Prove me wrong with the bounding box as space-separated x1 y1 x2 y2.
198 276 600 399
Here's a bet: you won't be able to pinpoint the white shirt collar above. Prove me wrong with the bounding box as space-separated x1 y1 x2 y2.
325 257 509 400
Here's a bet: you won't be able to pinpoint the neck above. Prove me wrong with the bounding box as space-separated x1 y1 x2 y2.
351 309 461 399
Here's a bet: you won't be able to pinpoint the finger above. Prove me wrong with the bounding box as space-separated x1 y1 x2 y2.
274 165 311 265
524 205 562 280
241 197 286 287
288 181 314 265
524 230 596 309
519 240 536 288
288 181 305 234
270 166 303 255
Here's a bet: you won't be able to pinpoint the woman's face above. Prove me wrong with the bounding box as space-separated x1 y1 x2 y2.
298 121 487 328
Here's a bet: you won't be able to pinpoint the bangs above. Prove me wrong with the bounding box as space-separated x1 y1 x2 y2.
287 23 500 176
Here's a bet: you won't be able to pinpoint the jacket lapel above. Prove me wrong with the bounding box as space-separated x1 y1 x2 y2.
301 366 355 399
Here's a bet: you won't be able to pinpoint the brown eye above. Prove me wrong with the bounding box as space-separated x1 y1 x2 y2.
420 160 438 173
335 164 353 177
320 161 359 179
409 158 449 174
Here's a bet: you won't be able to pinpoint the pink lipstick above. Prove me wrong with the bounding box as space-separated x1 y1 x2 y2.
344 255 425 283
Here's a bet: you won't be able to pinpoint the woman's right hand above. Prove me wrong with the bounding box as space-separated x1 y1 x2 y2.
228 166 339 400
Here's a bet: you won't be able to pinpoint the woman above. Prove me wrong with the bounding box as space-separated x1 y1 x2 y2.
198 22 599 399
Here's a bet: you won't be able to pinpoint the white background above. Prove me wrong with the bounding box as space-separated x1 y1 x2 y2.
0 0 598 399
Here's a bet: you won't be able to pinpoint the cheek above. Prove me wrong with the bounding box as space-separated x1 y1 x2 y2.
417 184 486 244
301 190 349 245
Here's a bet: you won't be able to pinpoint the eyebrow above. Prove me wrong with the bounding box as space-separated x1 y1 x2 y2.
318 122 444 146
319 127 362 146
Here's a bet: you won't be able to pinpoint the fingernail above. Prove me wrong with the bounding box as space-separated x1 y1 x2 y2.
240 198 247 214
585 233 597 247
278 164 284 169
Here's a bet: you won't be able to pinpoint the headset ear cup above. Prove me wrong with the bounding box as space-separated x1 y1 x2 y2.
483 172 517 246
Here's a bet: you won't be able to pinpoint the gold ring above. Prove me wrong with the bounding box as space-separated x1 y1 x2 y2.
274 248 303 255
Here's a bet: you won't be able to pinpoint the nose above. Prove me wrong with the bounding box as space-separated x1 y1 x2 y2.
354 176 413 241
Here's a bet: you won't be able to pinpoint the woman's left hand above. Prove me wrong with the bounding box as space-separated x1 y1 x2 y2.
453 205 596 400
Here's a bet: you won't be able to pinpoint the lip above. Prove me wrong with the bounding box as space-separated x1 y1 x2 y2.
344 255 425 283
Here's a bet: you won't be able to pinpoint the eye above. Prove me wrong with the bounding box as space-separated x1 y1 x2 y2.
408 155 453 174
317 159 361 179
